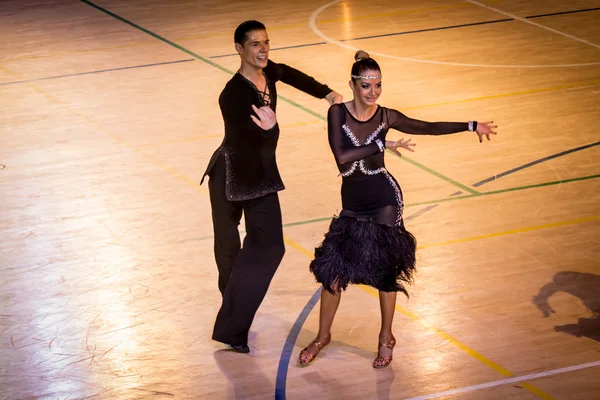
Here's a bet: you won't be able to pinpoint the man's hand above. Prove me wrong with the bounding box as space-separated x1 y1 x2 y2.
251 104 277 130
325 91 343 105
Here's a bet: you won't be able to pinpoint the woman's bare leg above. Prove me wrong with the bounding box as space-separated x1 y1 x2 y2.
375 290 397 365
298 287 341 363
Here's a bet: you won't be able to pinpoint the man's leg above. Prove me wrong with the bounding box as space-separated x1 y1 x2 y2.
208 155 243 295
212 192 285 347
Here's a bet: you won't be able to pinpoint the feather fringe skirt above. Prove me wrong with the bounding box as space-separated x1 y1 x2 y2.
309 215 417 295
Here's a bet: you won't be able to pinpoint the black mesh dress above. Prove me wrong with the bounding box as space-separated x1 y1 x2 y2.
310 103 472 295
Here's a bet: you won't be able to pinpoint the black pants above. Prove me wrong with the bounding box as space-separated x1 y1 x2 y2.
208 155 285 346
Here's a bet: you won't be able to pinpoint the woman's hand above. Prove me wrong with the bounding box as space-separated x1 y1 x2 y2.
386 138 416 157
475 121 498 143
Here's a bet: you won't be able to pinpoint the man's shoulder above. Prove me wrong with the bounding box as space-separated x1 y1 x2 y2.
219 74 247 101
222 74 244 92
264 59 283 80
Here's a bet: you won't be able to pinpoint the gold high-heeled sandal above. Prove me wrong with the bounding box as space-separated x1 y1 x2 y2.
373 336 396 369
298 334 331 365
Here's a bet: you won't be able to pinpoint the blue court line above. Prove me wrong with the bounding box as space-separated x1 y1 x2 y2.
0 59 195 86
273 141 600 398
472 141 600 187
445 141 600 198
275 288 322 400
273 208 434 399
210 42 328 58
210 7 600 59
526 7 600 19
447 141 600 196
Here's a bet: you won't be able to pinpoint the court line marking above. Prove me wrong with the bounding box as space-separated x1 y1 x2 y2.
396 153 480 195
309 0 600 68
278 214 600 397
81 0 596 194
171 172 600 242
528 7 600 19
402 79 600 110
0 59 195 86
408 173 600 207
472 141 600 187
419 215 600 249
3 55 569 400
0 65 209 195
21 8 592 396
78 0 477 196
284 173 600 229
404 360 600 400
275 288 322 400
209 6 599 58
177 2 479 43
2 59 553 400
3 10 590 400
7 4 596 64
3 39 584 400
136 120 324 147
3 2 481 63
466 0 600 49
274 214 600 400
344 18 511 42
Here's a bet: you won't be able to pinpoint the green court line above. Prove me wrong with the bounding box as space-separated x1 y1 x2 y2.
80 0 475 193
407 173 600 207
389 149 480 195
188 173 600 241
283 216 332 227
484 173 600 195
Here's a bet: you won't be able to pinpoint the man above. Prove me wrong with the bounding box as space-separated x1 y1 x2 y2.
200 20 343 353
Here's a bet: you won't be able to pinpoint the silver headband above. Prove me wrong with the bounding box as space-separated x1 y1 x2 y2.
351 74 382 79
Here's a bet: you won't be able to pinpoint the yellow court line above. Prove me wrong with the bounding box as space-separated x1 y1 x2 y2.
137 134 225 147
283 214 600 400
177 2 472 41
0 65 208 194
3 0 500 61
358 287 554 399
404 79 600 110
137 120 324 147
6 57 570 399
319 2 468 24
178 0 506 41
3 42 156 63
420 215 600 249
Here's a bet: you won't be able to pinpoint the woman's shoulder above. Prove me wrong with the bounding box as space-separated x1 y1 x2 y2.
327 102 350 120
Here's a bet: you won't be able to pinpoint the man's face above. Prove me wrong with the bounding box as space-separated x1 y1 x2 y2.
236 29 270 69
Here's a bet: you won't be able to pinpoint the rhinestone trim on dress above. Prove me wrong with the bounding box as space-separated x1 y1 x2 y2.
339 121 403 224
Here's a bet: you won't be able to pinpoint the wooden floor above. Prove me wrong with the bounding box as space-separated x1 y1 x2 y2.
1 0 599 399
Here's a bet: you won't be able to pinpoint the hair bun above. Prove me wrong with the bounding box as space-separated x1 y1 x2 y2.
354 50 370 62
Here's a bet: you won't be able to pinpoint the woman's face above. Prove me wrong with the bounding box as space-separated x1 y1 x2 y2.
350 69 382 106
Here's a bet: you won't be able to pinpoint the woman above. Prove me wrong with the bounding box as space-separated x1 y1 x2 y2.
298 50 497 368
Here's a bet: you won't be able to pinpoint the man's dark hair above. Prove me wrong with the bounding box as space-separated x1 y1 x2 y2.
234 20 267 46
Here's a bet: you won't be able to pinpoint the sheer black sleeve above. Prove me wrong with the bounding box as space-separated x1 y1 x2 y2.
328 105 382 165
266 60 332 99
386 108 470 135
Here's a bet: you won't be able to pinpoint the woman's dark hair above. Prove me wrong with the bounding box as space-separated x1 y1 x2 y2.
351 50 381 81
234 20 267 46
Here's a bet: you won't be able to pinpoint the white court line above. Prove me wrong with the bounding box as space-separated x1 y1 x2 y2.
308 0 600 68
466 0 600 49
404 360 600 400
